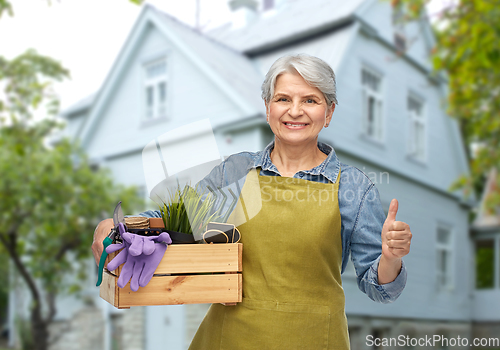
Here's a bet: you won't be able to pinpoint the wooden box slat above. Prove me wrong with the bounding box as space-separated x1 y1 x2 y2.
105 243 242 274
156 243 242 274
101 272 242 307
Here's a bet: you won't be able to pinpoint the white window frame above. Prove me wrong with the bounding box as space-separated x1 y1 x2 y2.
143 58 168 120
407 94 426 162
361 67 384 143
436 224 454 292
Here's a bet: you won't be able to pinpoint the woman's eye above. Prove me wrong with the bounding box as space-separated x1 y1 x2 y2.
277 98 288 102
306 99 316 104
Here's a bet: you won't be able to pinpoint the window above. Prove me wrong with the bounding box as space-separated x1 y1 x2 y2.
144 59 167 120
361 68 383 141
475 239 495 289
407 95 426 161
436 226 453 291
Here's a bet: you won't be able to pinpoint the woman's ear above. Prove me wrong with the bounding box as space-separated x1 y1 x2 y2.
265 101 270 122
325 103 335 127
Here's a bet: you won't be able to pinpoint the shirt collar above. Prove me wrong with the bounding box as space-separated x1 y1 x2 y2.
253 140 341 183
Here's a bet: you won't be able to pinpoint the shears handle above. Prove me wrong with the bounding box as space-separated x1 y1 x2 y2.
96 236 113 287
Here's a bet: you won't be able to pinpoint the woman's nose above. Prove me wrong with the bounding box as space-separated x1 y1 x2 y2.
288 102 303 117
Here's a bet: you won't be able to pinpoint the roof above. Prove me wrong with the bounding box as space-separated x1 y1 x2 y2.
206 0 365 54
60 92 97 118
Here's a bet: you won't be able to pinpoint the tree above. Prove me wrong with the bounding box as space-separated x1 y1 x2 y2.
393 0 500 213
1 2 146 349
0 50 142 350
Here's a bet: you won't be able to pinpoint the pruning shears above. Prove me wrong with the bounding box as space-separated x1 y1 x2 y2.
96 201 126 286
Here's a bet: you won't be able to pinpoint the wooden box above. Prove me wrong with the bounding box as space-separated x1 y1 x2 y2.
99 218 242 309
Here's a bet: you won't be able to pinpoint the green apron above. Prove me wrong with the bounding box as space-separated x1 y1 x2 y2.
189 168 349 350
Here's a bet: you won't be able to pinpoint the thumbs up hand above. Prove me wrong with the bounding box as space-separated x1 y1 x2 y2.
381 199 412 261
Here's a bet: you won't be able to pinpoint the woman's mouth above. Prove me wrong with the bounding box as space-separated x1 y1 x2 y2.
283 122 308 129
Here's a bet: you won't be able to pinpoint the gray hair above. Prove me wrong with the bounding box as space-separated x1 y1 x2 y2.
261 54 338 107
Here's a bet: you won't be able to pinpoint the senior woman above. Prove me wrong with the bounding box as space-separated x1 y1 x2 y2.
92 54 412 349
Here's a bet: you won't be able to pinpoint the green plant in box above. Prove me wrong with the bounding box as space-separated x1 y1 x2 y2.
158 184 218 237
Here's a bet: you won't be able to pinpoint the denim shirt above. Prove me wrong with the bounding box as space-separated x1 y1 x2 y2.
140 141 406 303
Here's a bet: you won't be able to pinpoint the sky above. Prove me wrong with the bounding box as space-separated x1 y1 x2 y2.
0 0 232 112
0 0 447 114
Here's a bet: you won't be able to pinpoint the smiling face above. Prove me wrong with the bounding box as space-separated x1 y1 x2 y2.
265 71 335 148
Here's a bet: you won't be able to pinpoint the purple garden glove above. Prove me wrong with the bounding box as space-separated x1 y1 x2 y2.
106 231 172 291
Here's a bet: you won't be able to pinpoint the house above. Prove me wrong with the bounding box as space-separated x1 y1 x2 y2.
9 0 489 349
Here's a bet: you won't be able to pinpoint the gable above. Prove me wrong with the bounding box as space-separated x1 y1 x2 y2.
151 7 264 116
84 23 250 160
77 5 264 155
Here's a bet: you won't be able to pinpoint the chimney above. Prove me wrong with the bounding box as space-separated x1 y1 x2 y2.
229 0 258 29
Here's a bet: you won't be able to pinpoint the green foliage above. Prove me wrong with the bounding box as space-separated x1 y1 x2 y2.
158 185 218 236
0 0 12 18
0 125 141 293
0 49 69 122
393 0 500 209
0 50 142 296
0 51 143 349
0 2 143 349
